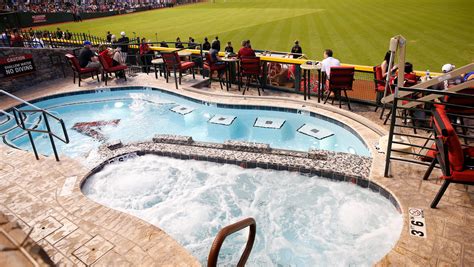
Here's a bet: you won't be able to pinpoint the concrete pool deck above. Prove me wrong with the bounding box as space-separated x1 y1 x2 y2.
0 73 473 266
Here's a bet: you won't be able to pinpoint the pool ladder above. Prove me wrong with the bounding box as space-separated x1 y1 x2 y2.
208 217 256 267
0 90 69 161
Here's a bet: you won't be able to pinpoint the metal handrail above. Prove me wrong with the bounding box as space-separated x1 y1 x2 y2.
207 217 256 267
0 90 69 161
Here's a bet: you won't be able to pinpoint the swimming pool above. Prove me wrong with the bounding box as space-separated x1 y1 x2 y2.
83 155 402 266
0 87 370 158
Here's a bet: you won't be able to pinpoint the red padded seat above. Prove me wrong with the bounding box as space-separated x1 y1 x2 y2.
428 108 474 208
65 53 99 87
98 54 127 85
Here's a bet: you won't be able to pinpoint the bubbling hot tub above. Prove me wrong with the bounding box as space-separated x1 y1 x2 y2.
82 154 402 266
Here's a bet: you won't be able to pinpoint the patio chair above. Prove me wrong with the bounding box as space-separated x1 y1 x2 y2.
373 65 387 113
203 53 225 90
161 51 196 89
427 108 474 208
240 57 264 96
65 53 99 87
324 66 354 110
98 54 127 86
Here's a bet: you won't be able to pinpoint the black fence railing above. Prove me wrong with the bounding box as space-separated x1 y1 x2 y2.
4 30 405 105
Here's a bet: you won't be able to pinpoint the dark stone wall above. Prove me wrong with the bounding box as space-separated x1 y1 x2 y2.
0 47 73 93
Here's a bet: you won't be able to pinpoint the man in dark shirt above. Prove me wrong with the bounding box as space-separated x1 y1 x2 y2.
224 41 234 53
78 41 100 69
175 37 184 48
188 37 196 49
202 37 211 51
214 36 220 51
106 31 112 42
291 40 302 59
117 31 129 63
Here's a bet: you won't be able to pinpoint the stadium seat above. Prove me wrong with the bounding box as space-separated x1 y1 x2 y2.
98 55 127 86
324 66 355 110
161 51 196 89
203 53 225 90
65 53 99 87
428 108 474 208
240 57 264 96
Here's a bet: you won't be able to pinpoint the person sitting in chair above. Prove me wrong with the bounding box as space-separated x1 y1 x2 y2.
140 38 154 72
98 44 125 77
224 41 234 54
237 40 255 58
78 41 100 69
321 49 340 79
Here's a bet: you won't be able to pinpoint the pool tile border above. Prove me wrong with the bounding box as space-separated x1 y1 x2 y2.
83 140 400 214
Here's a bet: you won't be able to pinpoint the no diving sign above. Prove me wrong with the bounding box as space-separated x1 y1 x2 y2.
0 54 36 78
408 207 427 238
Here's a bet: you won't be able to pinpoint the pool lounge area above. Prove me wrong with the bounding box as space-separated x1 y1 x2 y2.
1 73 473 266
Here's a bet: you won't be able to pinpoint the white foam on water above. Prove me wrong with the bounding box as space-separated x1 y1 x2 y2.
83 155 403 266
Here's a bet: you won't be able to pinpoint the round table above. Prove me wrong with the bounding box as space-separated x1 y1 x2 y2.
151 58 165 79
300 62 322 102
219 57 241 91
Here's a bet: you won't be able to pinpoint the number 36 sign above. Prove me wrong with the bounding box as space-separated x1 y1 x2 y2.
408 208 427 238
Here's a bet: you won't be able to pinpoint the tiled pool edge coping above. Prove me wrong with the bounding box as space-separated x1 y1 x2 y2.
2 85 372 155
80 140 401 214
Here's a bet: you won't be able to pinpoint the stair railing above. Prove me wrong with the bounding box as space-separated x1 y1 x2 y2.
0 90 69 161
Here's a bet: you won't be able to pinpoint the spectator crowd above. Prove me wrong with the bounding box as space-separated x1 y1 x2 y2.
1 1 176 14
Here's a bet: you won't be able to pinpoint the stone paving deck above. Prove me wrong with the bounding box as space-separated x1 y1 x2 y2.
0 73 473 266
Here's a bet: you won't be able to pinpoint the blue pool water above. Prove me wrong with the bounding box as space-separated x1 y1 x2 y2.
1 87 370 158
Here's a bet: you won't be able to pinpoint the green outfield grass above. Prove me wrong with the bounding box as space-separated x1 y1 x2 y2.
38 0 473 71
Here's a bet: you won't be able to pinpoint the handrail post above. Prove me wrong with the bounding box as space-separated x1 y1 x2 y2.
42 113 60 161
384 93 399 177
14 109 39 160
208 217 256 267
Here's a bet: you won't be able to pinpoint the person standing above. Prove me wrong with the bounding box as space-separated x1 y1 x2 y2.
31 34 44 48
290 40 302 58
118 31 129 63
202 37 211 51
321 49 340 78
106 31 112 42
214 36 220 51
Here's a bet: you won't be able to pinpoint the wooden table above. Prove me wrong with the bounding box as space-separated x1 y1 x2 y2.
300 61 322 102
219 57 241 91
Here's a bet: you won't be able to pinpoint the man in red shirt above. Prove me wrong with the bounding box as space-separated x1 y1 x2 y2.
237 40 255 58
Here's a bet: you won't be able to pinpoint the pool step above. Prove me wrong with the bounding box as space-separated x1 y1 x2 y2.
170 105 194 115
253 117 286 129
208 115 236 126
297 124 334 140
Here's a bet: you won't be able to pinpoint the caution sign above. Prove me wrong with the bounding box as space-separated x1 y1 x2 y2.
0 54 36 78
408 207 427 238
